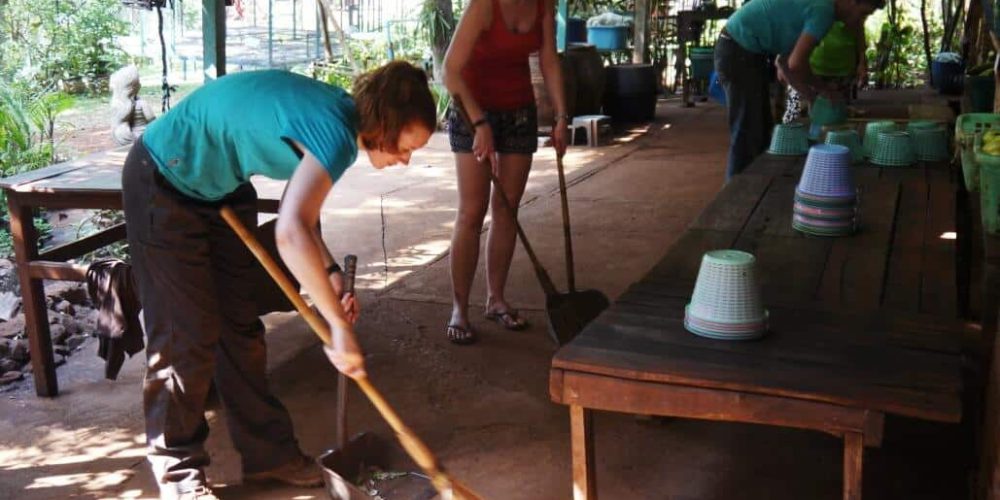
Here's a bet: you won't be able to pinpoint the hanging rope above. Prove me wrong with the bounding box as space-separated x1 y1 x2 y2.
156 1 175 112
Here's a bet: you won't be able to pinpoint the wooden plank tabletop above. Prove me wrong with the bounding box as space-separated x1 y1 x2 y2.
552 152 964 424
0 148 129 193
551 295 962 423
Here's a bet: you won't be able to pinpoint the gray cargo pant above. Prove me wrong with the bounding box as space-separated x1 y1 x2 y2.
714 32 774 181
122 139 302 497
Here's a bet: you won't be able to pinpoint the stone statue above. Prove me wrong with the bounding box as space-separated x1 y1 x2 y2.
109 65 157 146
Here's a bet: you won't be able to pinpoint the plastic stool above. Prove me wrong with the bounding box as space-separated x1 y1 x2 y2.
571 115 611 147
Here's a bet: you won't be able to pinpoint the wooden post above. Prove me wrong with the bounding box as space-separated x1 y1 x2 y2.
843 432 864 500
980 234 1000 500
6 195 58 397
202 0 226 80
570 405 596 500
989 33 1000 113
633 0 650 64
994 46 1000 113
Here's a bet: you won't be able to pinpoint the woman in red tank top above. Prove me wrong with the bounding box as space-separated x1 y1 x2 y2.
442 0 567 345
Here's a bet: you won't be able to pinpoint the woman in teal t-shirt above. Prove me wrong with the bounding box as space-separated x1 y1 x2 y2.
714 0 882 180
781 21 866 124
122 61 436 500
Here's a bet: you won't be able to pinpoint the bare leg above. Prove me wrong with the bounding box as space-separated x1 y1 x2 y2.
485 153 532 326
448 153 490 343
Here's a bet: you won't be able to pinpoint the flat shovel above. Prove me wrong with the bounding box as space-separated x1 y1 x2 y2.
550 153 610 345
451 96 609 345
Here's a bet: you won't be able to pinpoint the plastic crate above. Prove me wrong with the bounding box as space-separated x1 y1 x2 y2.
956 113 1000 191
980 152 1000 234
964 143 981 192
955 113 1000 147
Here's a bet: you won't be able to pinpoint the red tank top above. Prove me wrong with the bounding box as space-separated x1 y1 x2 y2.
462 0 544 111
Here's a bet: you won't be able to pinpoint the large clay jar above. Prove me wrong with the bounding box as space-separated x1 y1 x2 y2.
563 45 606 116
531 52 577 128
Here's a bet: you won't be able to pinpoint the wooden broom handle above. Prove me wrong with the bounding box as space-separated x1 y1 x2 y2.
555 154 576 292
219 207 482 500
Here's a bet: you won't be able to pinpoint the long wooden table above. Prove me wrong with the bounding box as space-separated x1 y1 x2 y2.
550 154 966 499
0 148 280 397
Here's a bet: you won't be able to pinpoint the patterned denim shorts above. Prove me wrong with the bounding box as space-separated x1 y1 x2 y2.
447 104 538 155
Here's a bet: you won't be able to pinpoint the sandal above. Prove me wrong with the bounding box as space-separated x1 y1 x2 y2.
446 324 478 345
484 309 528 331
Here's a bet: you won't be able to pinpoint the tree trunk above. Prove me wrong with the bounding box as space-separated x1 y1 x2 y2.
430 0 455 82
920 0 933 84
317 0 334 60
941 0 961 52
316 0 361 75
961 0 981 65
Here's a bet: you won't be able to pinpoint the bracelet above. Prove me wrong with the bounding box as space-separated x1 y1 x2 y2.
471 117 489 129
326 262 342 275
556 114 571 122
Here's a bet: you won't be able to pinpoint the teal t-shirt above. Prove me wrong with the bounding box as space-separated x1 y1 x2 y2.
142 70 359 201
725 0 835 56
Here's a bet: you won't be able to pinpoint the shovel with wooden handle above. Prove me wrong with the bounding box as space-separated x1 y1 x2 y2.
451 95 609 345
552 153 610 345
317 254 389 500
220 207 483 500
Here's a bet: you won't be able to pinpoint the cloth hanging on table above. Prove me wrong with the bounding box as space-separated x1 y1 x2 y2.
86 259 144 380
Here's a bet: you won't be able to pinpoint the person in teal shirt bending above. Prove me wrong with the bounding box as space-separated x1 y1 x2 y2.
123 61 436 500
714 0 883 180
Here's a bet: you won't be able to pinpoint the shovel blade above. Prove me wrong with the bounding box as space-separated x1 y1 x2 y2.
546 289 611 346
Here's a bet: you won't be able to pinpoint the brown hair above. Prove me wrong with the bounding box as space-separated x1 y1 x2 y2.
353 60 437 153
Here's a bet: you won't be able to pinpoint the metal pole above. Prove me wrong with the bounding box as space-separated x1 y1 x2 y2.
202 0 227 79
315 1 322 58
268 0 274 67
557 0 567 52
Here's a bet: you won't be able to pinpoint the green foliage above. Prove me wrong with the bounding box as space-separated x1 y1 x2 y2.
417 0 454 49
75 209 129 261
0 0 129 88
868 7 930 88
429 82 452 129
0 216 52 259
313 28 431 91
0 80 73 179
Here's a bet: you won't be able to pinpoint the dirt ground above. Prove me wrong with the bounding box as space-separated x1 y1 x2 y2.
0 100 970 499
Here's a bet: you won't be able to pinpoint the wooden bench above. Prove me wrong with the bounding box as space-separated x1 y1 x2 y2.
550 153 967 499
0 148 282 397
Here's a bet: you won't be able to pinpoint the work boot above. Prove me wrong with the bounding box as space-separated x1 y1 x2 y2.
244 454 324 488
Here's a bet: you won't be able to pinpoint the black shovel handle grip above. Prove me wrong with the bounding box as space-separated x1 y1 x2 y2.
337 254 357 449
343 254 357 294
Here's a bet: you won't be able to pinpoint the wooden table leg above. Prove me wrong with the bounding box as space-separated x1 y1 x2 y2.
571 405 596 500
6 195 57 397
843 431 864 500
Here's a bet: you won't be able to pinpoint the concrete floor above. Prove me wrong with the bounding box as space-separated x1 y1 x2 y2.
0 101 970 499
